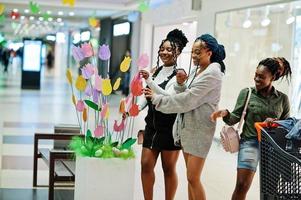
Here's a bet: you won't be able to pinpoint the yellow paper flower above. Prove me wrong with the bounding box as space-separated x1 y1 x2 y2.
89 17 99 28
75 75 87 91
113 77 121 91
62 0 75 7
83 108 87 122
66 69 73 85
120 56 131 72
0 4 5 15
102 79 112 96
72 94 76 105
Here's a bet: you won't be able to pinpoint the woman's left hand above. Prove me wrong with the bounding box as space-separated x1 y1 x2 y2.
264 117 277 127
143 88 153 99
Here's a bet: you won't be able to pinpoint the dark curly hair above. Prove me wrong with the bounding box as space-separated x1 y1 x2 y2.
155 29 188 68
273 57 292 82
258 58 281 80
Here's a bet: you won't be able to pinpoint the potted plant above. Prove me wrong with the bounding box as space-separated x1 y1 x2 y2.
66 42 148 200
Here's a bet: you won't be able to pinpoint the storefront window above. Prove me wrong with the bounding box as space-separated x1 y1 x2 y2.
215 1 301 116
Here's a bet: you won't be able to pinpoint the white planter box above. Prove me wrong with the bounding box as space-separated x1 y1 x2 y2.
74 156 136 200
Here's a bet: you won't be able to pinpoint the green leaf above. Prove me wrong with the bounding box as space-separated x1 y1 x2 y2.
84 100 99 111
86 129 92 138
121 138 137 149
111 141 119 147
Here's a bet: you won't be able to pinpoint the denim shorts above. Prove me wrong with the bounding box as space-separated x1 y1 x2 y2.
237 138 259 172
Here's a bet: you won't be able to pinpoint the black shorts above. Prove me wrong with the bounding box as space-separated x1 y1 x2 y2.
143 126 181 151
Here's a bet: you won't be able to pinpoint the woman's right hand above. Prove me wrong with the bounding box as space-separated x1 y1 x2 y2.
176 69 187 85
139 70 149 80
210 109 229 122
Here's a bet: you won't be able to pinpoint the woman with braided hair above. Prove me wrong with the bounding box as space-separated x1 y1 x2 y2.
138 29 188 200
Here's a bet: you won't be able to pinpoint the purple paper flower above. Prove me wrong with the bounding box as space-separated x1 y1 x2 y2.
92 89 99 103
84 85 92 97
98 44 111 60
81 63 95 79
81 43 93 58
72 45 85 62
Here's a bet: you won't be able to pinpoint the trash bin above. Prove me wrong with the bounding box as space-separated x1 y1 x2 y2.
258 125 301 200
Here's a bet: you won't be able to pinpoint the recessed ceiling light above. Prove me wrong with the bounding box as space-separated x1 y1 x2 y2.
47 10 52 15
69 12 75 16
13 8 19 12
57 18 62 22
29 16 35 20
58 11 64 16
24 9 29 13
48 17 53 22
39 17 44 21
20 16 25 20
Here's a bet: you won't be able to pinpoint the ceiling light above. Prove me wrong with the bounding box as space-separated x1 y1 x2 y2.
48 17 53 22
58 11 64 16
242 9 252 29
59 22 64 26
39 17 44 21
24 9 29 13
29 16 35 21
261 6 271 27
261 18 271 27
286 16 295 24
13 9 19 12
57 18 62 22
242 19 252 28
69 12 75 16
20 16 25 20
47 10 52 15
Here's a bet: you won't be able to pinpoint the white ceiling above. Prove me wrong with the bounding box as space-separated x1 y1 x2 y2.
0 0 139 40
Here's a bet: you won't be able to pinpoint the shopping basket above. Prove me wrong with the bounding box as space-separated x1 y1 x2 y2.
256 122 301 200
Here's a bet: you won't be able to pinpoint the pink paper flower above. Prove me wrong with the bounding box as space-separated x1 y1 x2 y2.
94 125 104 138
113 119 125 132
95 75 102 91
98 44 111 60
137 53 149 69
76 100 85 112
81 43 93 57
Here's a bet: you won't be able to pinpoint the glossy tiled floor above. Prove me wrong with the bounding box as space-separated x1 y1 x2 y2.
0 67 259 200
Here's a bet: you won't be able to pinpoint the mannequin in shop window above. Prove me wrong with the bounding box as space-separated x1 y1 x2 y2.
211 57 292 200
138 29 188 200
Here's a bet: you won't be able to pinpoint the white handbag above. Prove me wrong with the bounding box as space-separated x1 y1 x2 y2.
220 88 252 153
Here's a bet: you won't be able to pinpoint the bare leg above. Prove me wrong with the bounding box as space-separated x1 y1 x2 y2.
161 150 180 200
141 148 160 200
183 152 206 200
231 169 256 200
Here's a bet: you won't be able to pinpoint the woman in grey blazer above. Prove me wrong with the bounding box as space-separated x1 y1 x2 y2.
143 34 226 200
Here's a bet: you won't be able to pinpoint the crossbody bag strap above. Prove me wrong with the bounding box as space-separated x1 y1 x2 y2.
236 87 252 132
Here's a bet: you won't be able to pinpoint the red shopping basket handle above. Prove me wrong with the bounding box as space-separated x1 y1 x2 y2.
255 122 278 142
